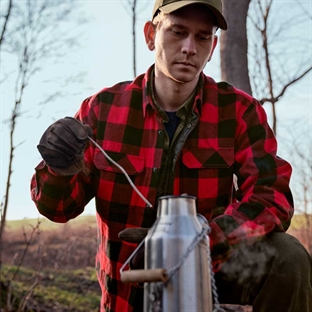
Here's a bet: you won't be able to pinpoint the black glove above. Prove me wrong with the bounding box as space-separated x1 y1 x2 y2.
37 117 93 176
118 227 149 270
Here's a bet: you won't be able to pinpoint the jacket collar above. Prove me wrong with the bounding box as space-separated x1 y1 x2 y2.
141 64 205 118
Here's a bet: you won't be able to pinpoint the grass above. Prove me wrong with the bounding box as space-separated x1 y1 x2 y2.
289 213 311 230
2 212 310 311
1 265 101 312
2 216 100 311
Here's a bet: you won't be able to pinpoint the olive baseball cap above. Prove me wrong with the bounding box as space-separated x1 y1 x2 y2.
152 0 227 30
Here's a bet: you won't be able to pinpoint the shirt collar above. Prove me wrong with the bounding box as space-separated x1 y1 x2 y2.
142 64 204 118
142 65 155 118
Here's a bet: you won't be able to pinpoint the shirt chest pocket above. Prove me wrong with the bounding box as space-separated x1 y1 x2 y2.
94 150 145 175
182 147 234 169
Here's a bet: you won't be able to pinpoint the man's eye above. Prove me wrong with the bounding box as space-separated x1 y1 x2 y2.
198 35 211 41
172 30 183 36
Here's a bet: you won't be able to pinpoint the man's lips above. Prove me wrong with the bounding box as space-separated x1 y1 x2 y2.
175 62 196 68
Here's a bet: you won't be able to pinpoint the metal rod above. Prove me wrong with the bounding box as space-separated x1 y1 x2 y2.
88 136 153 208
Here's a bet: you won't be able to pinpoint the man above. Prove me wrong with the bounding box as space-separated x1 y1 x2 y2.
31 0 312 311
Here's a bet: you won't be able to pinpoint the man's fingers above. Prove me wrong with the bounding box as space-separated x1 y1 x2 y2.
118 227 149 243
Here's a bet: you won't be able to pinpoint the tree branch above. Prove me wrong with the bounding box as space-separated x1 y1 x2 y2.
260 66 312 104
0 0 13 46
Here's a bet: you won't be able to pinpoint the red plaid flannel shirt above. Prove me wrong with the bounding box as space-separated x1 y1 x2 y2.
31 65 293 312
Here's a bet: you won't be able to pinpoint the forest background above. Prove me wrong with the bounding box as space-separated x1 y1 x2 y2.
0 0 311 311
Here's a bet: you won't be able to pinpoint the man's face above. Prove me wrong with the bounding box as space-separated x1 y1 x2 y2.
148 5 218 84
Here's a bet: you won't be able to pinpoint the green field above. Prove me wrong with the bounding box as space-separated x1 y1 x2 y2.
1 265 101 312
2 215 100 311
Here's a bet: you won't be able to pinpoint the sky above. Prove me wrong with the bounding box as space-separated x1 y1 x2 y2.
0 0 311 221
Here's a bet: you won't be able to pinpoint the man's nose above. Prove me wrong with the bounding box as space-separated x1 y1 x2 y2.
181 36 197 55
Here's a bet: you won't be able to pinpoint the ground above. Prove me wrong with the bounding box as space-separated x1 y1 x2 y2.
1 214 310 311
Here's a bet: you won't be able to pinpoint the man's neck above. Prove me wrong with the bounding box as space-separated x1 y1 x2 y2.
153 71 199 112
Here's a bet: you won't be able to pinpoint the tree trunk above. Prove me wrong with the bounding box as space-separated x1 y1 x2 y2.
220 0 252 95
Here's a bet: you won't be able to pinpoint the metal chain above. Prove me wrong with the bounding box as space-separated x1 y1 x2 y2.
206 240 226 312
166 224 208 279
147 282 163 312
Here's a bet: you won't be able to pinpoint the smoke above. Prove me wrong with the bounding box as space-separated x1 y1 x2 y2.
220 238 276 285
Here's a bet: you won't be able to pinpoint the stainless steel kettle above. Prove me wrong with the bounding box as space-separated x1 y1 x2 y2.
121 195 213 312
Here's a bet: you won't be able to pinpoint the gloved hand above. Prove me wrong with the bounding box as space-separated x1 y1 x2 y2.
118 227 149 270
37 117 93 176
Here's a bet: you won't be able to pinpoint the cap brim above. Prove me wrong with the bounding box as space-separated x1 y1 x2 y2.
159 0 227 30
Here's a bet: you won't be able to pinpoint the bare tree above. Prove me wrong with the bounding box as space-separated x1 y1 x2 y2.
0 0 84 242
281 123 312 254
220 0 252 95
248 0 312 134
131 0 137 77
221 0 311 134
0 2 89 306
0 0 13 46
122 0 149 78
121 0 138 77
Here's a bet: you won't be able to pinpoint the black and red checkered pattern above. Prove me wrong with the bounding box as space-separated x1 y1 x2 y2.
31 65 293 312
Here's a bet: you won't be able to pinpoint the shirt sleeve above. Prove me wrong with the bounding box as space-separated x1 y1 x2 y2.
209 97 294 262
30 97 97 223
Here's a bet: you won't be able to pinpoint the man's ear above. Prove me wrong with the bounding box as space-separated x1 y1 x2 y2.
144 21 156 51
207 35 218 62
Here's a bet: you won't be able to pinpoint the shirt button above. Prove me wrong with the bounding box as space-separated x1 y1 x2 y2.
153 167 157 173
158 130 163 135
187 123 192 128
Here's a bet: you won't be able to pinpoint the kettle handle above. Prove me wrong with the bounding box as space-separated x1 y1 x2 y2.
120 268 168 283
119 239 168 283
